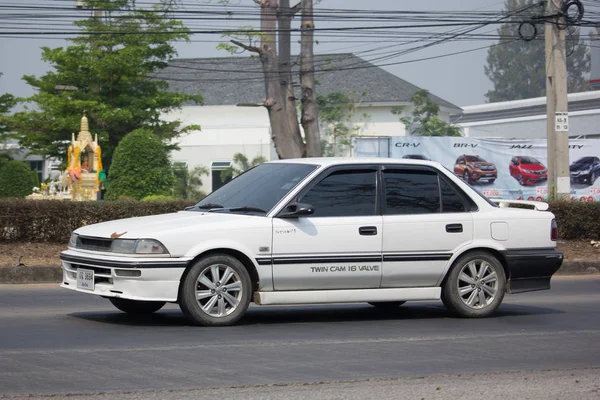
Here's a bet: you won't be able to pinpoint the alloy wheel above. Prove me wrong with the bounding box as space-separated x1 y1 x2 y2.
196 264 243 317
457 259 498 309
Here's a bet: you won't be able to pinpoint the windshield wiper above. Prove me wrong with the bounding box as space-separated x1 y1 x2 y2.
208 206 267 214
185 203 224 211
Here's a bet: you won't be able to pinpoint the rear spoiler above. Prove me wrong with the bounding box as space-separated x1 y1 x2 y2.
490 199 550 211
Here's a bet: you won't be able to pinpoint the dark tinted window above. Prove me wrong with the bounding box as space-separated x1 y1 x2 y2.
384 170 440 215
519 157 540 164
440 178 466 213
465 155 486 162
300 170 377 217
196 163 317 213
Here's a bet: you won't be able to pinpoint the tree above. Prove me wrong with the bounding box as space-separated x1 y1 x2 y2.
173 162 208 201
317 92 370 156
485 0 590 102
0 160 35 198
8 0 202 168
106 128 174 200
220 153 267 181
0 73 16 166
220 0 321 158
392 90 461 137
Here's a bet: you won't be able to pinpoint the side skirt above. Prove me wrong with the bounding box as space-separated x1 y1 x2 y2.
254 287 441 306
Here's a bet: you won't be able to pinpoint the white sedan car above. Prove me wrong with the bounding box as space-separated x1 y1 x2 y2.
61 158 563 326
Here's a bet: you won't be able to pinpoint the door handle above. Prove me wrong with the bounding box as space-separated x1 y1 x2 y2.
446 223 463 233
359 226 378 236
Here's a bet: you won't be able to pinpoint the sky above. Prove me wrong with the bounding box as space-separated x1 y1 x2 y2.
0 0 514 107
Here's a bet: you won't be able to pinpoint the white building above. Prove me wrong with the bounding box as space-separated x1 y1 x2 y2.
159 53 461 192
452 91 600 139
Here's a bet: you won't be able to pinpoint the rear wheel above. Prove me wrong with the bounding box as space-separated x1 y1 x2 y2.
441 251 506 318
179 254 252 326
109 298 166 314
368 301 406 309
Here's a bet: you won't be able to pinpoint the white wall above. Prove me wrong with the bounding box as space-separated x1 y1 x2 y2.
459 110 600 139
163 105 274 193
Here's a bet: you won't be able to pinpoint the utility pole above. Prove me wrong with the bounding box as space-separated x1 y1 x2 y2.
545 0 570 201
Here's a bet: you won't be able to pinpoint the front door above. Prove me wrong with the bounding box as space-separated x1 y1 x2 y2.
271 167 383 291
380 167 474 288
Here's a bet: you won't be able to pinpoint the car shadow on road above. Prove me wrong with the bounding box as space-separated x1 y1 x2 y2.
67 302 564 327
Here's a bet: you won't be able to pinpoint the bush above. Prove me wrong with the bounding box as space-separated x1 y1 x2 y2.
0 160 35 198
0 199 195 243
548 201 600 240
141 195 177 202
106 128 174 201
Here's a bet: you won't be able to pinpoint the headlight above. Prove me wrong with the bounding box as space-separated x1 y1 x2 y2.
111 239 169 255
68 233 78 248
522 169 535 174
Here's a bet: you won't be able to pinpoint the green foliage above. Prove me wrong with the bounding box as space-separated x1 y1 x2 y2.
0 160 35 198
485 0 590 102
220 153 267 181
0 198 195 242
7 0 202 167
172 162 208 201
317 91 370 156
141 195 177 202
106 128 174 200
394 90 461 137
0 152 12 172
548 201 600 240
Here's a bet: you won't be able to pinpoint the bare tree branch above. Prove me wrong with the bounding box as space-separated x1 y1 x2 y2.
291 2 301 14
231 39 260 53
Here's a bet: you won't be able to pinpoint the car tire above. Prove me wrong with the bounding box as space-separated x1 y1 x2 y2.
590 172 597 185
441 251 506 318
488 179 496 184
179 254 252 326
517 173 524 185
109 298 166 314
368 301 406 308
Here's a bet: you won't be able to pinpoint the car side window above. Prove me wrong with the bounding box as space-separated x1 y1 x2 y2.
300 170 377 217
440 178 467 213
384 170 440 215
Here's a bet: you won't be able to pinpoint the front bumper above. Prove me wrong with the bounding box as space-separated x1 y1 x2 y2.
471 170 497 180
502 248 563 294
60 250 190 302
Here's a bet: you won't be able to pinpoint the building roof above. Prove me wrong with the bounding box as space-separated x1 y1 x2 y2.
156 53 461 111
451 91 600 124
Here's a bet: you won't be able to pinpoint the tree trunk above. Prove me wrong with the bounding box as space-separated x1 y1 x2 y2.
278 0 304 156
299 0 322 157
259 0 304 159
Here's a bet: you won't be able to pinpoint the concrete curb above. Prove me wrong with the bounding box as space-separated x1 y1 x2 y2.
0 260 598 284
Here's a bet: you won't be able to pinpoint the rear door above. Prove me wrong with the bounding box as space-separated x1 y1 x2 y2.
271 166 383 291
380 166 474 288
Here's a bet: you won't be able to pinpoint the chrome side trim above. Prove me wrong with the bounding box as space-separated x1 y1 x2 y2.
254 287 441 305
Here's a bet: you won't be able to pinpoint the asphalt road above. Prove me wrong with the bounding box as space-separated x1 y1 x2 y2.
0 277 599 398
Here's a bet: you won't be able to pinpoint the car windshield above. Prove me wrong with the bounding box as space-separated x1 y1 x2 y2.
573 157 594 165
465 156 486 162
192 163 318 214
520 157 540 164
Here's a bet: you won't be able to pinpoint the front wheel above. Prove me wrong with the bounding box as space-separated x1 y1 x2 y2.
463 170 471 184
368 301 406 309
179 254 252 326
441 252 506 318
109 298 166 314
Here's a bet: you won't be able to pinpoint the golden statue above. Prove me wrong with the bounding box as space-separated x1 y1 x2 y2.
65 114 103 201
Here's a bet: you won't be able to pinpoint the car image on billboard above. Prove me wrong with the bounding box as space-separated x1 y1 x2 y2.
509 156 548 186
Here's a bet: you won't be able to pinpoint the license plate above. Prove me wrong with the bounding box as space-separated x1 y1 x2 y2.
77 268 94 290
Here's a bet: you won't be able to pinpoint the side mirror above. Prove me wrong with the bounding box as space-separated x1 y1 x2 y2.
278 202 314 218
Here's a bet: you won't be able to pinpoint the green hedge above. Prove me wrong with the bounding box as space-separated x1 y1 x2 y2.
548 201 600 241
0 199 194 243
0 199 598 243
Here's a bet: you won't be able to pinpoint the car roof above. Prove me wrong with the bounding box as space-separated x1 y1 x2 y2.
266 157 441 168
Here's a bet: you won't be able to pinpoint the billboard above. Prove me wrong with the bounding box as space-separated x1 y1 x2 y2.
354 136 600 202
